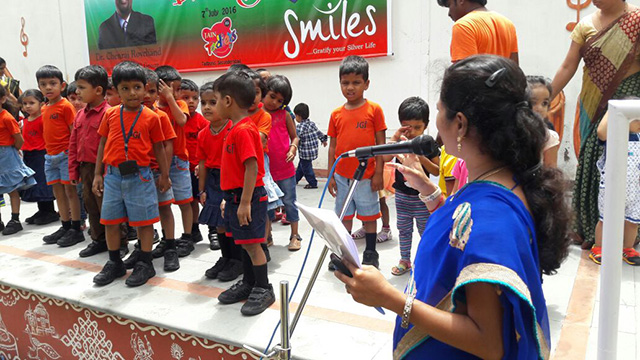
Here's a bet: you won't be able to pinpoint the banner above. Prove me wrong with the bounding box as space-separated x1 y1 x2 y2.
84 0 393 73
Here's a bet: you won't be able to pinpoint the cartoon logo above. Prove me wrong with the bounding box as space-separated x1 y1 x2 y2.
201 17 238 58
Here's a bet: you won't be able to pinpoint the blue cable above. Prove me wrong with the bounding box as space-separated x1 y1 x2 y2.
260 154 345 358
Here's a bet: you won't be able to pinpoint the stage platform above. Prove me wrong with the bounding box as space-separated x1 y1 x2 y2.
0 180 586 359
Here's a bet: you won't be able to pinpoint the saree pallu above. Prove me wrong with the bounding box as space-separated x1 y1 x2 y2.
393 182 550 360
573 10 640 243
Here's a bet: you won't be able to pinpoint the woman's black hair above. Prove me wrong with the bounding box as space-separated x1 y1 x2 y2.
266 75 293 105
440 55 570 275
247 70 267 99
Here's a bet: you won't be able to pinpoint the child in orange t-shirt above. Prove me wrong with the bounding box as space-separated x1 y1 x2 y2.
0 85 37 235
92 61 170 287
36 65 85 248
196 82 242 282
247 70 281 258
215 71 274 316
327 56 387 269
122 68 180 273
179 79 209 245
18 89 58 226
155 65 197 258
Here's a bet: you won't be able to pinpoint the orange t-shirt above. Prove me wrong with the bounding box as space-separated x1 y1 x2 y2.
98 106 164 167
197 121 232 169
149 108 177 170
249 108 272 152
0 110 19 146
158 100 190 161
185 112 209 170
42 98 77 155
221 118 265 191
450 11 518 62
327 100 387 179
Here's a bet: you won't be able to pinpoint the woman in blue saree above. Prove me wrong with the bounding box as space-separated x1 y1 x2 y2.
335 55 571 359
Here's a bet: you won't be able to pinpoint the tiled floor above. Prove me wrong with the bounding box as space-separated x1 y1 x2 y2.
0 180 636 359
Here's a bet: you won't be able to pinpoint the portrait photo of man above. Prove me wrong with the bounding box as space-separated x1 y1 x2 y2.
98 0 157 50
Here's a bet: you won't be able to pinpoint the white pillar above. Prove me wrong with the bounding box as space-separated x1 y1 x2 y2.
597 100 640 359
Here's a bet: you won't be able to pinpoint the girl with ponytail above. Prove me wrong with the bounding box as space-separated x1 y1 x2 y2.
335 55 570 359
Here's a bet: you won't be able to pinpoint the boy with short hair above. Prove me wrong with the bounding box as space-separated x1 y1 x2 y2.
153 65 196 258
105 78 121 107
215 71 275 316
179 79 208 245
294 102 327 189
327 56 387 269
92 61 170 287
69 65 129 258
37 65 85 248
125 68 180 272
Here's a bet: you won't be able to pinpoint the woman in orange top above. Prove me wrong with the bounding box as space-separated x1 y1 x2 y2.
0 85 36 235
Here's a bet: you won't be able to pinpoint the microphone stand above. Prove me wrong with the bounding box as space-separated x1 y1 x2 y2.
244 155 371 359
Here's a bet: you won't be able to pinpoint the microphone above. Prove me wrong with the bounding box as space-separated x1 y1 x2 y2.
343 135 440 159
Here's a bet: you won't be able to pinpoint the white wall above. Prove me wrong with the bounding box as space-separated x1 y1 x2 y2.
4 0 624 177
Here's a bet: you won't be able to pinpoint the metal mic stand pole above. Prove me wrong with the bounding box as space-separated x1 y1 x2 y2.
244 156 370 359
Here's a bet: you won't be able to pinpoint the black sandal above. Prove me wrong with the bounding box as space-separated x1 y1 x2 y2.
304 184 318 189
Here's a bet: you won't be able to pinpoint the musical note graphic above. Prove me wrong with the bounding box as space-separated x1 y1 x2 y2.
20 17 29 57
566 0 592 31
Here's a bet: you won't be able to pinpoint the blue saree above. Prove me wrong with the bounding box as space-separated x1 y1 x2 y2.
392 181 550 360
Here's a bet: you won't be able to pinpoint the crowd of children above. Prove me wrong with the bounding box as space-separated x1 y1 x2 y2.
0 51 637 319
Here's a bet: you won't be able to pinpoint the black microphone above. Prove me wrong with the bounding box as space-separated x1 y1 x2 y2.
343 135 440 159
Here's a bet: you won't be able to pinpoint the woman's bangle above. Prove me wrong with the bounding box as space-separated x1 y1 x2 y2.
418 187 442 204
401 293 416 329
290 144 298 150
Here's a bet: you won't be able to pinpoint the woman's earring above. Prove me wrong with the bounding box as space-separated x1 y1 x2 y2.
457 136 462 152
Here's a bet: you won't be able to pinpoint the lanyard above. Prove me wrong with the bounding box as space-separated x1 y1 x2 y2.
120 105 143 160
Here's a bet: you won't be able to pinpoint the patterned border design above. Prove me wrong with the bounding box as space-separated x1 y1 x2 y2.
0 284 258 360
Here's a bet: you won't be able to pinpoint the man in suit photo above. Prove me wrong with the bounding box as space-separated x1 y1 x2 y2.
98 0 157 50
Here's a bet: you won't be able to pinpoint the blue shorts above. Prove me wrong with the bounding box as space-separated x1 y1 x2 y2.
199 168 224 228
334 173 381 221
170 156 193 205
153 169 174 207
223 186 268 245
44 151 70 185
100 166 160 227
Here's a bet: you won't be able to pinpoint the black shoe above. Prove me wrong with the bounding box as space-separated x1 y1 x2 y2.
125 261 156 287
241 285 276 316
152 239 167 258
0 221 3 232
57 229 85 247
192 231 203 244
205 257 228 279
123 247 141 270
93 260 126 286
209 238 220 251
119 243 129 258
153 229 160 244
218 280 253 304
262 243 271 262
25 211 41 225
217 259 244 282
43 227 68 244
126 226 138 241
79 241 108 258
163 249 180 272
362 250 380 269
34 211 59 226
2 219 23 236
177 236 195 258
